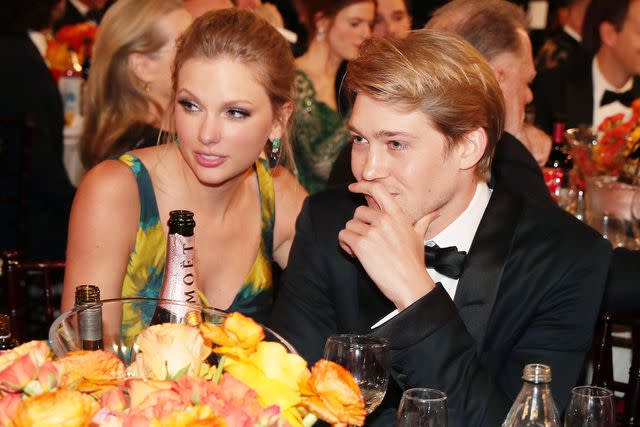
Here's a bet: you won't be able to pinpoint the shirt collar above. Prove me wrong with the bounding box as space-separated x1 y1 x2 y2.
69 0 90 16
563 25 582 42
593 56 634 94
426 182 492 253
27 31 48 61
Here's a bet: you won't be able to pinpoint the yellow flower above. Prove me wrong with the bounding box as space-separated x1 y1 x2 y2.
200 313 265 359
300 359 366 426
132 323 211 380
54 350 126 397
150 405 227 427
12 389 99 427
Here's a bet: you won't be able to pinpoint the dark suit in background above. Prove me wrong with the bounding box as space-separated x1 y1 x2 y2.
0 32 75 259
271 182 611 426
54 0 86 30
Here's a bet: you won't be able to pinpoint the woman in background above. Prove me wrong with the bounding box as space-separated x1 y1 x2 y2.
62 10 306 331
80 0 191 169
292 0 374 193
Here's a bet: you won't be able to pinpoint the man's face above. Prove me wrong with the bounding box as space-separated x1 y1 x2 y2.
609 0 640 78
373 0 411 38
349 94 474 227
491 29 535 136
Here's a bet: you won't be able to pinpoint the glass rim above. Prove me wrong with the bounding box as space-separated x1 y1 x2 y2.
402 387 447 402
571 385 613 398
325 334 389 348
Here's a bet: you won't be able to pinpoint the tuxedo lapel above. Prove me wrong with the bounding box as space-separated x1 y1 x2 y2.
566 60 594 127
356 270 396 333
454 184 522 349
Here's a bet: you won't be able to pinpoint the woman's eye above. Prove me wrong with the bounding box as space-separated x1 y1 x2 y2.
227 108 249 119
178 99 199 112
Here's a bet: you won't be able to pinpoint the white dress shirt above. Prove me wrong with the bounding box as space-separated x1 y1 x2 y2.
69 0 90 16
371 182 493 329
563 25 582 43
592 57 633 128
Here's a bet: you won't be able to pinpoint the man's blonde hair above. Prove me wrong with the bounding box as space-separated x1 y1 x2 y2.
345 29 505 180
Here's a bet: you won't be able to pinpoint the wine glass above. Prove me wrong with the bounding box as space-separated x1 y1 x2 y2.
564 386 614 427
396 388 448 427
323 334 390 413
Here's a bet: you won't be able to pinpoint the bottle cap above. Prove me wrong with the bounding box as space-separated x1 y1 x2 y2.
75 284 101 306
184 310 202 327
168 210 195 236
522 363 552 384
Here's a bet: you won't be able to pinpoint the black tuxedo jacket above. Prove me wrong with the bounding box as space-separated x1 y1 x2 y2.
533 55 640 134
54 1 86 31
0 32 75 258
271 184 611 426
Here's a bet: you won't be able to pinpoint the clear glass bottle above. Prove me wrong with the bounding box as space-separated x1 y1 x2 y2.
151 210 199 325
75 284 103 350
502 364 561 427
0 314 19 352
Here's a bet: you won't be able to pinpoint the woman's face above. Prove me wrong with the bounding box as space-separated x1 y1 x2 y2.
173 58 286 186
148 8 192 109
326 2 375 61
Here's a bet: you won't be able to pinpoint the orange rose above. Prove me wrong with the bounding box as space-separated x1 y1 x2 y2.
54 350 126 397
0 341 52 394
0 393 21 426
300 360 366 427
12 389 99 427
200 313 265 359
100 387 127 412
126 378 177 410
150 405 227 427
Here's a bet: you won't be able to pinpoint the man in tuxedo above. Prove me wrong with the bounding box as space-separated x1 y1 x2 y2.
534 0 640 133
271 29 611 427
372 0 412 38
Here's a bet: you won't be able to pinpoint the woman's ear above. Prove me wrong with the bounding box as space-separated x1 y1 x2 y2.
313 11 330 37
128 52 155 84
457 127 488 171
269 101 294 141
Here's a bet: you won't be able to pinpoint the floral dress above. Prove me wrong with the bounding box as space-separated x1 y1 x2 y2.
292 70 351 193
118 154 276 339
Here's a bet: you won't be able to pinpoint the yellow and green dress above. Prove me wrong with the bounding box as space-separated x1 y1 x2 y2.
118 153 276 338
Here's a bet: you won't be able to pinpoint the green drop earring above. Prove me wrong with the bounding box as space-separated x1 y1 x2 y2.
175 134 180 146
269 138 281 168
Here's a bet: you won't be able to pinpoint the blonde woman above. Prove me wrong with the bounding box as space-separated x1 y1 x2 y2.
80 0 191 169
62 10 307 331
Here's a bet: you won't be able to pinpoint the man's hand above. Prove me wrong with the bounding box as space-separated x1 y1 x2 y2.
338 181 439 310
517 123 552 166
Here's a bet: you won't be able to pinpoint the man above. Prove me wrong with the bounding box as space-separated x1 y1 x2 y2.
534 0 640 133
535 0 590 72
426 0 553 204
372 0 412 38
272 29 611 427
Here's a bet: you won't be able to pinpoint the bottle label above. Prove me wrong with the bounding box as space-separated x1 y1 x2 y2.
543 167 564 199
159 233 197 317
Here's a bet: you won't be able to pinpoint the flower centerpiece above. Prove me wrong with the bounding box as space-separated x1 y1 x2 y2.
0 312 366 427
46 22 98 80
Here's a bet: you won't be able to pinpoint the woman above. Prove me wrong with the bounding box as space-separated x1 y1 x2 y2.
80 0 192 169
292 0 374 193
62 9 307 329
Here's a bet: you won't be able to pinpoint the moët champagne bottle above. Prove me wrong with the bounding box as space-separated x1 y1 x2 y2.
75 284 103 350
151 210 199 325
0 314 19 352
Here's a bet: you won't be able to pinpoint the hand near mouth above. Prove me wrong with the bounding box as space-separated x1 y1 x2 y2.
339 181 440 310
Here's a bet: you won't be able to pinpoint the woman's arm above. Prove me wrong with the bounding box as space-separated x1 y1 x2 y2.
272 166 307 268
60 160 140 312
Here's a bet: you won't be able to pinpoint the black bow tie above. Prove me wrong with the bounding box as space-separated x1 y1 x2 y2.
425 243 467 280
600 87 637 107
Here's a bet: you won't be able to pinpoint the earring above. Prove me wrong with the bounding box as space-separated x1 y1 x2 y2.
316 28 325 42
175 134 180 146
144 81 152 92
269 137 281 169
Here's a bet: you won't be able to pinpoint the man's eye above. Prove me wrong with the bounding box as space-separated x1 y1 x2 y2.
178 99 199 112
352 135 367 145
388 141 405 150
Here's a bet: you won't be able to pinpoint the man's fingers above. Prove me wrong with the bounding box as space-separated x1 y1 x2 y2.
348 181 403 217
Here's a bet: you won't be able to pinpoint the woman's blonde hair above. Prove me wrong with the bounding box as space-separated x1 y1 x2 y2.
81 0 184 169
345 29 505 180
170 9 296 168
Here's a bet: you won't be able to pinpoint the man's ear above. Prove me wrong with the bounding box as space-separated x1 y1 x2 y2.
269 101 294 141
457 127 488 171
600 21 619 49
128 52 155 84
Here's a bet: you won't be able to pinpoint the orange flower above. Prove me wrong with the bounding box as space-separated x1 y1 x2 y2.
54 350 126 397
100 387 127 412
126 378 177 410
300 360 366 427
150 405 227 427
0 341 52 393
0 393 21 426
12 389 99 427
200 313 265 359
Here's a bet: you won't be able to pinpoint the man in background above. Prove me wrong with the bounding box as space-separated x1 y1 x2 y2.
373 0 412 38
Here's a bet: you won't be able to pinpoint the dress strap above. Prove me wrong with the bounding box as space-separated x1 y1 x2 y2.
255 157 275 261
118 153 161 231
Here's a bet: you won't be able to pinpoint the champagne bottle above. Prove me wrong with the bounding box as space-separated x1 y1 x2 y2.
151 210 199 325
75 284 103 350
502 364 561 427
0 314 19 353
544 122 573 199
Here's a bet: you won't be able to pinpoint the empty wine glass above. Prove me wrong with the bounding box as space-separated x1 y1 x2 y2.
564 386 614 427
323 334 390 413
396 388 448 427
